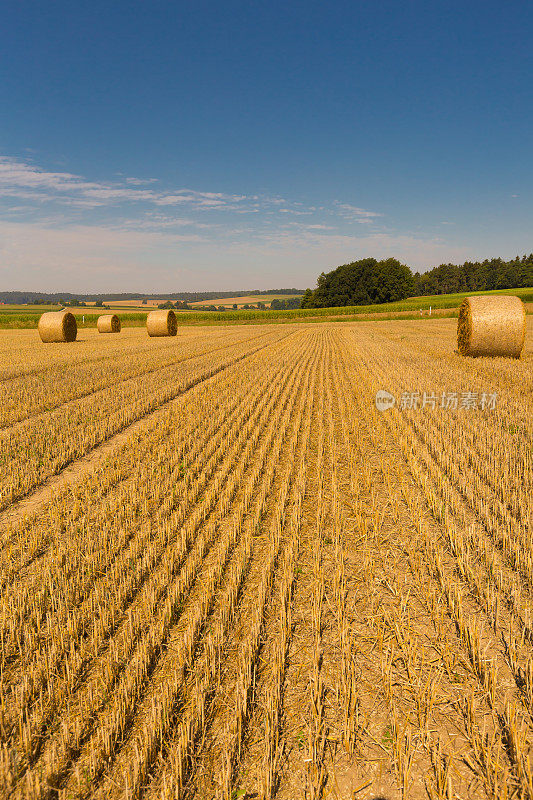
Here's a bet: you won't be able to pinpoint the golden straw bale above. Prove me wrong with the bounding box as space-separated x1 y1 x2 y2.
146 309 177 337
457 295 526 357
38 311 78 343
97 314 121 333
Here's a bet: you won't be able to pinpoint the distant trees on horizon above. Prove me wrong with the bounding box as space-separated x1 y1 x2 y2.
300 254 533 307
270 297 302 310
413 253 533 295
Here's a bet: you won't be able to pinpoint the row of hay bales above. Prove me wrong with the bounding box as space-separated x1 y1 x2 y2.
38 309 178 342
37 299 527 356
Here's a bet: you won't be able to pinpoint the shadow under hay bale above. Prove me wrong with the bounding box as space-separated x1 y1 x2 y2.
457 295 526 358
146 309 178 337
38 311 78 343
97 314 121 333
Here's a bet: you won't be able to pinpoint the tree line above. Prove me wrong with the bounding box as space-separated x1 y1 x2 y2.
300 254 533 308
1 288 305 305
413 254 533 295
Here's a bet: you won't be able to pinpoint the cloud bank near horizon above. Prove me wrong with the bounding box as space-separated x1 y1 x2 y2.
0 155 498 292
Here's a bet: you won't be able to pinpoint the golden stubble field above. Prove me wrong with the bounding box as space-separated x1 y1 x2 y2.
0 318 532 800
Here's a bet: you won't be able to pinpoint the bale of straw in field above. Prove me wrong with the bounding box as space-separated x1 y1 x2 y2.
97 314 121 333
38 311 78 343
146 309 177 337
457 295 526 357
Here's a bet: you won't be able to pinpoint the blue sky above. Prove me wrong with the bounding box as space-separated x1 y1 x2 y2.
0 0 531 292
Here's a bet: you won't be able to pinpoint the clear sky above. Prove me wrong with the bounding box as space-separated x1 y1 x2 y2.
1 0 531 292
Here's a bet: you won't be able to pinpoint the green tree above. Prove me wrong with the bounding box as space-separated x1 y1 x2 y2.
300 289 314 308
303 258 414 307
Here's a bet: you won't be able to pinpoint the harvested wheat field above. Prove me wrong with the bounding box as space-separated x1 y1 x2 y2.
0 318 532 800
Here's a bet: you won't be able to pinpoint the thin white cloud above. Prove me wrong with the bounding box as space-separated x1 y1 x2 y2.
124 177 159 185
0 156 384 233
0 157 246 211
281 222 335 231
0 155 406 290
335 202 383 220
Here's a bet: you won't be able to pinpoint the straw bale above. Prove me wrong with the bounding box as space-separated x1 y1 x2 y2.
97 314 121 333
146 309 177 337
457 295 526 357
38 311 77 343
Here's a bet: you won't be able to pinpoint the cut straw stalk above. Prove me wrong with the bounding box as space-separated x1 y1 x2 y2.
457 295 526 357
37 311 77 343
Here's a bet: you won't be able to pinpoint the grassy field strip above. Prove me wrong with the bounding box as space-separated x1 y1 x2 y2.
36 340 308 796
300 334 492 797
230 335 326 799
0 311 149 332
338 330 533 796
0 339 294 574
0 325 278 382
2 333 314 797
0 332 293 533
0 328 204 381
353 328 532 543
84 333 320 800
0 351 257 563
0 329 293 511
353 329 532 528
139 334 322 800
0 327 276 428
0 334 306 665
184 332 324 800
376 318 533 398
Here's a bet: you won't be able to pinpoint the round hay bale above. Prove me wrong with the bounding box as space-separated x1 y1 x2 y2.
457 295 526 358
38 311 77 343
97 314 121 333
146 309 177 337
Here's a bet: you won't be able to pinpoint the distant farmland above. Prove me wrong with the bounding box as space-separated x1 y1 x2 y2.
1 286 531 329
189 293 303 308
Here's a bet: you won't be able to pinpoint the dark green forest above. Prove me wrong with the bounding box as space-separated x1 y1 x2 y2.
300 258 415 308
301 254 533 307
413 254 533 295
